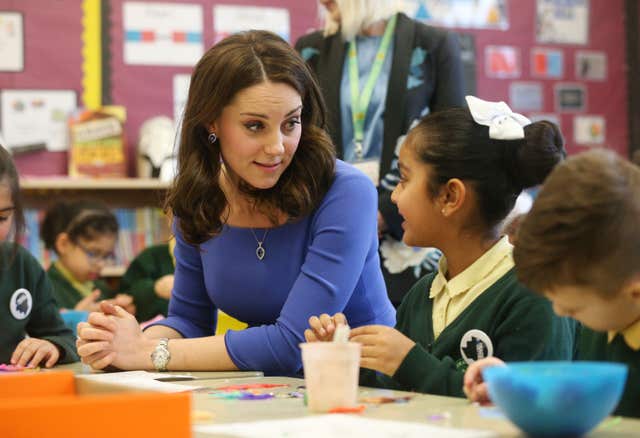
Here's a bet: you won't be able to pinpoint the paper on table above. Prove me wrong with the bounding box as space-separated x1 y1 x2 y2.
194 415 497 437
76 371 200 392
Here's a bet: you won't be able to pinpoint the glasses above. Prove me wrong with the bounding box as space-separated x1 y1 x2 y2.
75 242 116 265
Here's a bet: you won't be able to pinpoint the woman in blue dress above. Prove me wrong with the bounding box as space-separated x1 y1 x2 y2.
76 30 395 375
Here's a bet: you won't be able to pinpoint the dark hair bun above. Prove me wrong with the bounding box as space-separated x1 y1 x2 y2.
512 120 565 189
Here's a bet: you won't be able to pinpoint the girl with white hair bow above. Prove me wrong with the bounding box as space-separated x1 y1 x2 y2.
305 96 577 398
295 0 465 306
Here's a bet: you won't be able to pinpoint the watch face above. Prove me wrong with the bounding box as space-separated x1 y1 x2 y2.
152 348 170 369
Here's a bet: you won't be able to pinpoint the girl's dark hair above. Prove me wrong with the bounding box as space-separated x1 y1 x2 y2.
0 145 24 247
407 107 565 231
166 30 336 245
41 200 118 254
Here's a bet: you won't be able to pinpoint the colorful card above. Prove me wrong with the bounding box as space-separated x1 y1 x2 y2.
485 46 520 78
555 84 586 112
531 48 564 78
574 115 605 145
576 51 607 81
510 82 543 112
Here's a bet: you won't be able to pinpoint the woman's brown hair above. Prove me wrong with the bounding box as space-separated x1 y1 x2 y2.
166 30 336 245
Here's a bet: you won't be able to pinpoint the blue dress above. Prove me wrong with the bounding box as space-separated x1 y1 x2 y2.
155 160 396 375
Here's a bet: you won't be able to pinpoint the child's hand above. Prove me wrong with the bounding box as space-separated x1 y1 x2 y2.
349 325 415 377
110 294 137 315
463 357 505 404
74 289 101 312
304 313 348 342
11 338 61 368
154 274 174 299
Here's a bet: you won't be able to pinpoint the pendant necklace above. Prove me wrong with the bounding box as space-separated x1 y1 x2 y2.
250 228 269 261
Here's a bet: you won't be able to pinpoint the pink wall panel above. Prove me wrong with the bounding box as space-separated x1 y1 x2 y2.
449 0 628 156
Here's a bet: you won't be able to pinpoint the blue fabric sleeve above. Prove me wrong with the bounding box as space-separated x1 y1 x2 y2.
225 170 379 375
149 221 218 338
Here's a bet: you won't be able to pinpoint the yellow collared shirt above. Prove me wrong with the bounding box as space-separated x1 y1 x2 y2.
430 236 514 339
53 261 96 298
608 318 640 351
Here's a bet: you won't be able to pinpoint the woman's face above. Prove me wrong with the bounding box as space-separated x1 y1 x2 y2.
0 181 14 242
320 0 341 22
212 80 303 190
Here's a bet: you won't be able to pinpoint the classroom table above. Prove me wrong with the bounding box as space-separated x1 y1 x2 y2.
56 364 640 437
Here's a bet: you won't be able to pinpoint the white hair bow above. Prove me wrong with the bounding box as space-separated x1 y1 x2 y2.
466 95 531 140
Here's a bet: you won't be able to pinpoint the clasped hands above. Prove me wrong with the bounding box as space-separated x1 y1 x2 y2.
305 312 415 377
76 301 153 370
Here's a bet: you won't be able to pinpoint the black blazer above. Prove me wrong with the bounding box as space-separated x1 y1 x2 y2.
295 13 465 237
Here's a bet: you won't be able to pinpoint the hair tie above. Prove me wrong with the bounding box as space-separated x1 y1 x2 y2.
466 95 531 140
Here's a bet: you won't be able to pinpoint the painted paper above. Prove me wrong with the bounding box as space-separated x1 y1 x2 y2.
0 12 23 71
213 5 290 43
536 0 589 45
575 51 607 81
509 82 543 112
400 0 508 30
555 83 586 112
485 46 520 78
123 2 203 66
0 90 76 152
173 74 191 124
531 48 564 78
574 115 605 145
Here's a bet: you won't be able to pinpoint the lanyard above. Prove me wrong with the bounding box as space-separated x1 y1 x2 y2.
348 14 397 160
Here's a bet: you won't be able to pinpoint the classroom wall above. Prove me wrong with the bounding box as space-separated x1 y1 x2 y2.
0 0 630 176
451 0 627 156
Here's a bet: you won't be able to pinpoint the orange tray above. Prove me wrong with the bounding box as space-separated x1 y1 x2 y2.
0 371 191 438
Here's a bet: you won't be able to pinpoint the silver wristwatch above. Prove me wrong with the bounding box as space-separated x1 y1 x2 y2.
151 338 171 371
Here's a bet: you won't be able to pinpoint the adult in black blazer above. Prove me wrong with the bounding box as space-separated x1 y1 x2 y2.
295 7 465 305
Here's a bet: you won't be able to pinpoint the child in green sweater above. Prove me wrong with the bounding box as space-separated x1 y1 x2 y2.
465 149 640 417
41 200 136 315
0 145 77 367
305 96 577 396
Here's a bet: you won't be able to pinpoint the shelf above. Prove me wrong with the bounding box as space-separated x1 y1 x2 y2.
21 177 171 190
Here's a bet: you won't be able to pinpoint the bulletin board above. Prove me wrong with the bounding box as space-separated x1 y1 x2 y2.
0 0 318 176
410 0 628 155
0 0 631 176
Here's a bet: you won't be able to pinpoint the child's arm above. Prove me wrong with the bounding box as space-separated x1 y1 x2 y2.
304 312 348 342
463 357 505 404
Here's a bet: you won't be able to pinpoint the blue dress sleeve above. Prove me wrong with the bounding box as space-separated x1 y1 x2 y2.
150 221 218 338
225 168 380 374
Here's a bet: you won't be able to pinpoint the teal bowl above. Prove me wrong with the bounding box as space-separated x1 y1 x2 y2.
483 362 627 437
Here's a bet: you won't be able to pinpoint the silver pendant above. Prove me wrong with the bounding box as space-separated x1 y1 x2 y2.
256 243 265 260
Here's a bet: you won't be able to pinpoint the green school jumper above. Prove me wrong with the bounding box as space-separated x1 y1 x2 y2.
577 327 640 418
47 263 115 310
361 269 577 397
0 243 78 364
119 243 173 322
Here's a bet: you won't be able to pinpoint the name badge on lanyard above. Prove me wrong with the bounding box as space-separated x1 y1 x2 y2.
348 15 397 163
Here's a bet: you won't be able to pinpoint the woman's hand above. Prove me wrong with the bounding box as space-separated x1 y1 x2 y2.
462 357 505 405
76 301 154 370
349 325 415 376
304 313 348 342
11 338 61 368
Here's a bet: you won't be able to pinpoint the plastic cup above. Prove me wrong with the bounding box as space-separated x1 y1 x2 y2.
300 342 361 412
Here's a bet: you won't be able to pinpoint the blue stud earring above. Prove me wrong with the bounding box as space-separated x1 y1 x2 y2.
208 133 218 144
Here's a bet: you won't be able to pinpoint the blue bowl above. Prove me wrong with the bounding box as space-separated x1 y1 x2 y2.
483 362 627 437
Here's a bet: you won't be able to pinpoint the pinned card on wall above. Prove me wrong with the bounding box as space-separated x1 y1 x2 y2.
574 115 605 145
536 0 590 45
0 12 24 72
485 46 520 78
575 51 607 81
529 113 561 131
531 48 563 78
509 82 543 112
555 84 586 112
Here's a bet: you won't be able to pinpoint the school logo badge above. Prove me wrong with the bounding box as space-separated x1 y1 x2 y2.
460 329 493 365
10 288 32 320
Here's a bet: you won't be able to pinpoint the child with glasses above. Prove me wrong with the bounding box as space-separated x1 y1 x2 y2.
41 200 135 315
